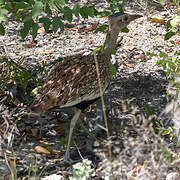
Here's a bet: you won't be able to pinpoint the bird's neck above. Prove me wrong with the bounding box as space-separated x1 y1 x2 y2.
103 30 119 56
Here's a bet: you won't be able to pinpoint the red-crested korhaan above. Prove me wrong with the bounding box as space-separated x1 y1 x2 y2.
30 12 142 163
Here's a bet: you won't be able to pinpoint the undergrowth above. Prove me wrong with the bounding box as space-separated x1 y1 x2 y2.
0 0 180 179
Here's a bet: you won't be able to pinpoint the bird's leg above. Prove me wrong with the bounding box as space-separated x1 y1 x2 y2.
64 108 81 163
93 99 106 136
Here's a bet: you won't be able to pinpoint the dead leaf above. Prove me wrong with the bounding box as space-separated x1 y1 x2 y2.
121 65 129 69
34 146 51 155
123 63 135 68
87 24 97 31
176 41 180 45
123 44 135 50
38 27 45 33
50 29 54 33
126 64 135 68
70 27 79 31
134 55 147 62
17 45 24 50
120 63 135 69
35 51 56 55
150 17 166 24
24 40 38 48
38 139 45 143
165 48 173 52
38 27 53 33
70 24 97 33
11 100 20 107
33 40 38 44
16 56 22 59
54 126 64 132
69 27 85 33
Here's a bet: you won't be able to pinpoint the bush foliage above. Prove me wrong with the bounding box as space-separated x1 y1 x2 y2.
0 0 124 39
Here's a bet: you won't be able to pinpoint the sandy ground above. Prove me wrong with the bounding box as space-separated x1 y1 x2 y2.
0 0 180 179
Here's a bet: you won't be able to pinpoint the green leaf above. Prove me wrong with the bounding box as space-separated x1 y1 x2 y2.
170 16 180 28
86 6 95 17
145 104 154 117
39 17 51 32
53 0 67 12
159 0 167 4
20 27 30 39
170 40 175 45
93 46 104 54
159 51 168 58
112 49 116 55
30 86 42 96
45 3 52 15
0 8 8 23
32 1 43 18
0 0 4 5
167 68 171 77
95 10 111 18
55 0 67 6
32 23 39 40
42 0 49 3
146 52 157 57
26 0 34 5
118 4 123 12
52 17 64 32
64 6 72 22
162 127 173 136
23 15 33 23
53 0 63 12
14 2 30 10
0 23 5 35
164 31 175 40
161 148 173 160
95 24 108 33
166 19 172 31
72 3 80 17
121 27 129 33
80 7 88 19
20 19 34 39
109 61 117 76
157 60 167 68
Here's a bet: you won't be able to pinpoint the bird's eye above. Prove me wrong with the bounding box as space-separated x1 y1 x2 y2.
124 16 128 21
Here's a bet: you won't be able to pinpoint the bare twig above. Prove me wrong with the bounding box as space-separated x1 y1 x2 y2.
93 53 112 158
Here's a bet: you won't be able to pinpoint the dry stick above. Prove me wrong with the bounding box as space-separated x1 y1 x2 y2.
93 53 112 158
4 152 17 180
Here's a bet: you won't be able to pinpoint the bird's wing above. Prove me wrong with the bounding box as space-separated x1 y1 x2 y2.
30 54 110 113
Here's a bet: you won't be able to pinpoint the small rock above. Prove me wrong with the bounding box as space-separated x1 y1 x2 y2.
166 172 180 180
41 174 63 180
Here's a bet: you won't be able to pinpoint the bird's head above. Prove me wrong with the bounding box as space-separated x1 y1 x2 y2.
108 12 142 33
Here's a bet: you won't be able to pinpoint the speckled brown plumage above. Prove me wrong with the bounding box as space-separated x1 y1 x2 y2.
30 53 111 113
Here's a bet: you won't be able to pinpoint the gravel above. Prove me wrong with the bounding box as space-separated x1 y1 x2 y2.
0 0 180 179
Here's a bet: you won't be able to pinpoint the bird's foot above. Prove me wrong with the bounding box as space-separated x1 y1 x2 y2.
63 151 93 165
63 151 82 165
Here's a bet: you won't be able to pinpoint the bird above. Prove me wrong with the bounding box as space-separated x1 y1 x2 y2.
29 12 142 163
